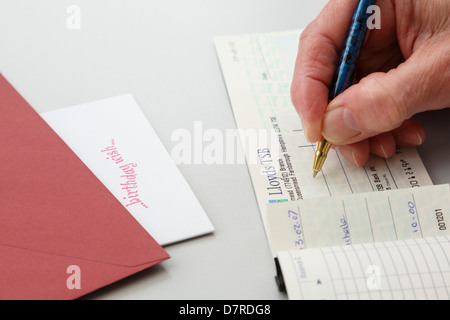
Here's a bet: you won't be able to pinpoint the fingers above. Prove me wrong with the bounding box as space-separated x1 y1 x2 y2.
335 119 426 166
334 140 370 167
391 118 425 147
321 39 450 146
292 0 450 168
368 132 396 159
291 0 359 143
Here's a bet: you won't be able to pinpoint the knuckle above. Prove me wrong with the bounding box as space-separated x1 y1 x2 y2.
359 75 408 133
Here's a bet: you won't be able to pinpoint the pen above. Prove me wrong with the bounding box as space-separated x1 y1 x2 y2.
312 0 376 178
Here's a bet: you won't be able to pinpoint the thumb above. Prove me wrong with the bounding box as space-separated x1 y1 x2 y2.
321 41 450 145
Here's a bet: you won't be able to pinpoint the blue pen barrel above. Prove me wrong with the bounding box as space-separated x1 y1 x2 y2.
329 0 377 100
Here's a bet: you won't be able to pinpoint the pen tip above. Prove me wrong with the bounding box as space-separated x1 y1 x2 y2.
312 171 318 178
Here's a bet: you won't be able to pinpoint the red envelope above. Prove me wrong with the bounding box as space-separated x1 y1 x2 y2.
0 74 169 300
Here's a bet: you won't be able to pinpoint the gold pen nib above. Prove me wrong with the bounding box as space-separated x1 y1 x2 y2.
312 139 331 178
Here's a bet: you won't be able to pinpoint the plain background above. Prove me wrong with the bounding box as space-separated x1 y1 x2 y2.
0 0 448 299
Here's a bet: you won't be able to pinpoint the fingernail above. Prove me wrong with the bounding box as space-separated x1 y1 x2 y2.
379 142 388 159
322 106 360 143
335 145 360 167
414 129 423 145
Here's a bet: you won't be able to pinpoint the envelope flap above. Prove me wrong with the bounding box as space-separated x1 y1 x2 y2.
0 74 168 267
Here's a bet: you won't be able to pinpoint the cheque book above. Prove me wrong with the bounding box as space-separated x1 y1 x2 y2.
0 74 169 300
214 30 449 300
267 184 450 300
214 30 433 230
276 235 450 300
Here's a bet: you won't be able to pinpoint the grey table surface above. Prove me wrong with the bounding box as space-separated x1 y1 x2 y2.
1 0 448 300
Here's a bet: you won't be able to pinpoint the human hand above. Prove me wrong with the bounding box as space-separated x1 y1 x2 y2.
291 0 450 166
